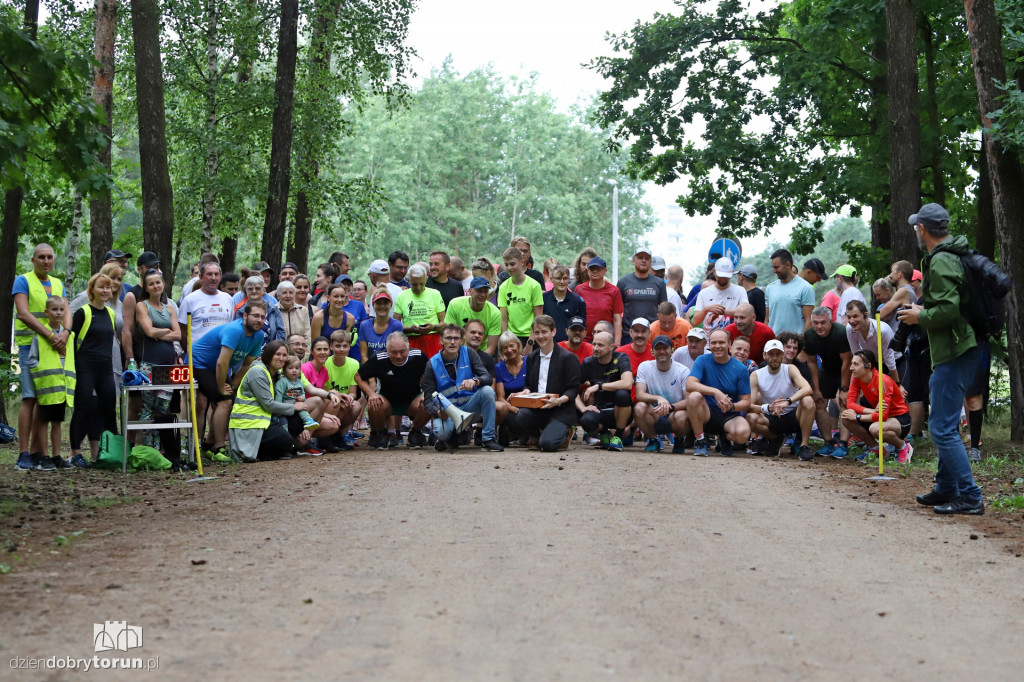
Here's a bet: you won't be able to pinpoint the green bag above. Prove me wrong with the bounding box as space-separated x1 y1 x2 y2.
95 431 127 470
128 445 172 471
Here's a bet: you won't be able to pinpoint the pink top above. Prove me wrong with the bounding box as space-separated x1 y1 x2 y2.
301 361 328 389
821 289 840 322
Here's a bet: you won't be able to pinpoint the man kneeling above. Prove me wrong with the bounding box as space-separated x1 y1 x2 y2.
356 331 430 450
422 324 504 452
685 328 751 456
747 339 815 460
576 331 634 451
635 334 690 454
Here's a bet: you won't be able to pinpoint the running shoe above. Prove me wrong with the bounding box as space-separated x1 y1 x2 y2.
644 438 662 453
598 432 611 450
407 429 427 449
816 442 836 457
829 445 848 460
301 416 320 431
798 445 815 462
69 454 92 468
51 456 73 469
719 438 734 456
31 453 56 471
967 447 982 463
671 440 687 455
897 441 914 464
606 436 623 452
387 432 401 449
15 451 33 471
693 438 708 456
368 431 388 450
208 448 232 463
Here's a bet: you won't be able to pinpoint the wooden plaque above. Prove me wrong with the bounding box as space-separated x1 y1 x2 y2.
509 392 558 408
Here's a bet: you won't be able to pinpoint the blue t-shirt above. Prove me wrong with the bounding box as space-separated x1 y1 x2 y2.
495 358 528 393
689 354 751 407
344 300 368 363
191 318 264 374
765 277 815 335
358 318 404 360
11 274 59 297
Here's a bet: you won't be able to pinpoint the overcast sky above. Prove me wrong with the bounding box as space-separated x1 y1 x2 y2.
406 0 788 277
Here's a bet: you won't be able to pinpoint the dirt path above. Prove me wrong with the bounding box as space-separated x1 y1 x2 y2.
3 447 1023 679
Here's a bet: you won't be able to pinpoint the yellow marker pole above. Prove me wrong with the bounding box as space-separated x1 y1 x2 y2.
187 313 203 475
876 313 885 476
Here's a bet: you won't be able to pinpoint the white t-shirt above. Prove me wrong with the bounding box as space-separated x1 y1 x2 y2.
636 359 689 403
178 289 235 343
838 287 868 324
694 283 747 330
178 276 200 306
666 287 684 317
455 274 473 296
671 346 706 370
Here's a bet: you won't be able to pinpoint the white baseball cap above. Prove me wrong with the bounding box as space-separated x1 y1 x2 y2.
764 339 785 354
714 256 735 278
367 259 389 275
631 317 650 329
687 328 707 340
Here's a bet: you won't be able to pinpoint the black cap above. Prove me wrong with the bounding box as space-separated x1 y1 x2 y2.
104 249 132 262
137 251 160 268
568 316 586 329
280 262 298 272
651 334 673 348
803 258 826 279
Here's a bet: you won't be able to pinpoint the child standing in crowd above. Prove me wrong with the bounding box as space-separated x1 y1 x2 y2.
27 296 75 470
277 356 320 433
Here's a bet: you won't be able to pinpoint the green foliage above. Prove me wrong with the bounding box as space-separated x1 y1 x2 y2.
590 0 980 236
331 64 655 273
0 13 108 195
990 0 1024 155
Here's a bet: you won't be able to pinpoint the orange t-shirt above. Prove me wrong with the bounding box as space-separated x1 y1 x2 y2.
652 318 692 350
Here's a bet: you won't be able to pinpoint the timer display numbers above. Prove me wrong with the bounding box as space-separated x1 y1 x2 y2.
148 365 192 385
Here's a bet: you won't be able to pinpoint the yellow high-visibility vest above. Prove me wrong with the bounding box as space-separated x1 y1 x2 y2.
228 363 273 430
14 271 64 347
30 331 76 407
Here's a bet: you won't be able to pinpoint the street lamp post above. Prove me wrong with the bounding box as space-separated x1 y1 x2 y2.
606 179 619 283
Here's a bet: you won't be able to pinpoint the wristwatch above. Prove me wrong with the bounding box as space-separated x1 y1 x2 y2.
597 382 604 391
785 397 793 405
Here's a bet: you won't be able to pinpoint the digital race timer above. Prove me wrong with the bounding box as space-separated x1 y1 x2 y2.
148 365 192 385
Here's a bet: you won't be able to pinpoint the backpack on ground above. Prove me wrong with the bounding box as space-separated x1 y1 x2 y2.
959 251 1012 340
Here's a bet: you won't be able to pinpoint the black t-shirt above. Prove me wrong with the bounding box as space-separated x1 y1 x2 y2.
360 349 428 405
525 268 545 287
581 351 632 408
473 349 496 377
72 305 115 365
803 323 850 376
426 277 464 308
747 287 767 323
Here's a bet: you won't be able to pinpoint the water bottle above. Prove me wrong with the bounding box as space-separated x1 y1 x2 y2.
127 359 137 371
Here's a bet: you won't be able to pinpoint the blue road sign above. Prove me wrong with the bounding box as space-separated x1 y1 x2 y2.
708 238 742 268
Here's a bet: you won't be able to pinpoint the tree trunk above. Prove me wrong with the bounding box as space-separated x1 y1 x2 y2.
200 0 219 254
220 235 237 273
0 1 39 426
920 13 947 208
964 0 1024 440
869 37 891 255
260 0 299 268
288 0 339 274
131 0 175 264
976 142 995 259
886 0 921 263
67 190 83 294
89 0 117 272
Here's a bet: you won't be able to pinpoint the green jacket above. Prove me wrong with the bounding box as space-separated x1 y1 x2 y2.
917 235 977 368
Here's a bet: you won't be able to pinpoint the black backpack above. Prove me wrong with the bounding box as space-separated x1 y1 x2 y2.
958 251 1012 340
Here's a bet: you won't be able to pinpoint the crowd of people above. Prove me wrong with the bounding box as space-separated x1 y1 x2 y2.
11 203 990 514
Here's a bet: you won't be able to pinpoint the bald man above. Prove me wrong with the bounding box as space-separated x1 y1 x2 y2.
723 303 775 365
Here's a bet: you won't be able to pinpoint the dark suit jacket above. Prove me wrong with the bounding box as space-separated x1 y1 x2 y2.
524 344 581 425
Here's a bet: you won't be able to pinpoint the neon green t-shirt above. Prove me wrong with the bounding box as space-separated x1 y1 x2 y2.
444 296 501 336
325 355 359 394
395 288 445 333
498 276 543 337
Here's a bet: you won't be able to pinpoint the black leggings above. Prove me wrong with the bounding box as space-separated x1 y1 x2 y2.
70 359 118 449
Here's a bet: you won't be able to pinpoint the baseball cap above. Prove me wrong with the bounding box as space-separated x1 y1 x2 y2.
832 264 857 278
371 289 392 304
908 203 950 228
469 275 491 290
714 256 734 278
568 315 586 329
764 339 785 354
587 256 607 269
651 256 667 270
687 328 707 340
103 249 132 261
736 264 757 278
634 246 652 257
912 269 923 282
137 251 160 268
334 274 353 285
367 259 389 275
280 261 298 272
803 258 827 279
651 334 672 348
253 261 273 273
631 317 650 329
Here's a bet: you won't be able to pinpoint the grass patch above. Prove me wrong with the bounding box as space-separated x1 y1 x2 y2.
0 499 28 517
81 496 140 509
991 494 1024 510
